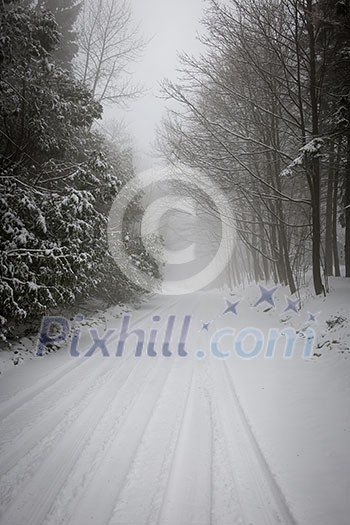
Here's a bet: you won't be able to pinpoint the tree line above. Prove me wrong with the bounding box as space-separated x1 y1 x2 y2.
159 0 350 296
0 0 157 342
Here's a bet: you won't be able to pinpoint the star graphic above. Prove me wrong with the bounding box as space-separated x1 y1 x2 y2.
284 297 301 314
223 300 240 315
254 286 278 308
308 312 319 323
201 321 211 332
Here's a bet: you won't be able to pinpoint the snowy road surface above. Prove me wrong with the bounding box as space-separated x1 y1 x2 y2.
0 288 349 525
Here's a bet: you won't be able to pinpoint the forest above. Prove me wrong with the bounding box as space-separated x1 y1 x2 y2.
159 0 350 297
0 0 160 342
1 0 350 342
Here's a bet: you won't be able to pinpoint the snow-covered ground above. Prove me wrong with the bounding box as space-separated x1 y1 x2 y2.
0 277 349 525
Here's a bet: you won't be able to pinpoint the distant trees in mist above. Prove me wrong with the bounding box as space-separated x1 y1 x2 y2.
159 0 350 295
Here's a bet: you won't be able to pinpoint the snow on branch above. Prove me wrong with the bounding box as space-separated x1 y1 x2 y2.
280 138 324 178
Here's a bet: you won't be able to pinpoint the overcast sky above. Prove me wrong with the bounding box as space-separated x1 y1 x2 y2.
111 0 206 171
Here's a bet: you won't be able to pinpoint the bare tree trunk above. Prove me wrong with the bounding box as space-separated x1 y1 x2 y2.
275 175 297 293
270 216 281 284
325 141 335 276
345 136 350 277
311 159 324 294
333 141 341 277
260 228 270 282
307 0 324 295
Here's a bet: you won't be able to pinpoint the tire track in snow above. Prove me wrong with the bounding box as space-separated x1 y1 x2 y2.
108 361 195 525
0 359 119 513
0 297 179 464
0 296 180 421
3 296 183 525
0 295 181 454
0 354 162 525
63 294 202 525
41 356 164 525
0 357 86 421
0 300 180 475
66 359 174 525
0 292 232 525
201 359 245 525
0 350 146 486
108 295 209 525
210 359 296 525
156 362 213 525
0 358 113 469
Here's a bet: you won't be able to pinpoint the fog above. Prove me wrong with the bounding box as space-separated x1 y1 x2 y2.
109 0 205 171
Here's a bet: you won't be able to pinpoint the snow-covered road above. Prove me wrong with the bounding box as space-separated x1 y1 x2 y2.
0 286 349 525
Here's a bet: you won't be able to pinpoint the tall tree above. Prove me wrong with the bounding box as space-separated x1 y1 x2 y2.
0 1 159 341
75 0 144 104
319 0 350 277
24 0 82 68
41 0 81 67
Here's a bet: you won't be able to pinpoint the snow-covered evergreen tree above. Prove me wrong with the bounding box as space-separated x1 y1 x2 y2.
0 1 160 341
